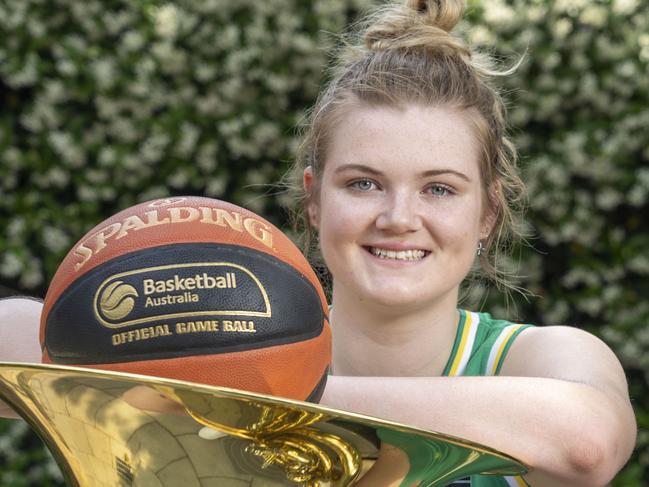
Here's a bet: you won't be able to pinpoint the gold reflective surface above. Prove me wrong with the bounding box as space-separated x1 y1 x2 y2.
0 363 528 486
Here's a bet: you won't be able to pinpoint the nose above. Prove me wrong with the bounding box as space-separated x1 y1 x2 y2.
375 192 423 233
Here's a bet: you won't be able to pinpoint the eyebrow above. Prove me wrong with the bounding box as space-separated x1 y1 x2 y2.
333 163 471 182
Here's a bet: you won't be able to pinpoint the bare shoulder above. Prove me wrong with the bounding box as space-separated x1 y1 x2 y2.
502 324 637 472
501 325 630 399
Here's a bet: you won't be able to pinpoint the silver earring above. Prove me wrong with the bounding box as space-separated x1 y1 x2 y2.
477 240 484 256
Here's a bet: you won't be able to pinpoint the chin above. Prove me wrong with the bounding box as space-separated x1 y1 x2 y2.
359 287 430 310
354 278 459 310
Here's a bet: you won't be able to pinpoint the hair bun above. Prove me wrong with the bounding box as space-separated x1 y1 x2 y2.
406 0 464 33
363 0 468 56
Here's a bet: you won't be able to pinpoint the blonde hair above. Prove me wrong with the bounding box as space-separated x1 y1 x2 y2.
284 0 526 295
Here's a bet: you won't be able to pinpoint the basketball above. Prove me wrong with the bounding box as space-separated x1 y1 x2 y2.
40 196 331 402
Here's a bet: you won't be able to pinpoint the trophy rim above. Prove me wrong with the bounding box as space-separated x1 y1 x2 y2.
0 360 530 472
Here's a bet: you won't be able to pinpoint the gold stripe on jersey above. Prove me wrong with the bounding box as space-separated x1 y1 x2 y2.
486 324 525 376
448 311 480 377
505 475 530 486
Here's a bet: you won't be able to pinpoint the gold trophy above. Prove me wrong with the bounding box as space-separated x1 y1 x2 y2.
0 362 528 486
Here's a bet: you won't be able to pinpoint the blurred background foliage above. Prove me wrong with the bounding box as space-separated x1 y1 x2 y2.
0 0 647 484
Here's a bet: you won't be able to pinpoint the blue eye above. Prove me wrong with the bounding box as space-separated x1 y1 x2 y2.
350 179 376 191
428 184 451 197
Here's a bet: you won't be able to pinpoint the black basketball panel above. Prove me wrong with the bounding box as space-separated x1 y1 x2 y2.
45 243 325 364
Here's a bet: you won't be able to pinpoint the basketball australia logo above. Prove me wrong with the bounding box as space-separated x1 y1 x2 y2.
93 262 272 329
98 281 139 321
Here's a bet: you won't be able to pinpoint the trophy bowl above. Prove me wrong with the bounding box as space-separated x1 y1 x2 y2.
0 362 528 486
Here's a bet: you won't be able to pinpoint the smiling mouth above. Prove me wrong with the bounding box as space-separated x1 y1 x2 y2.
367 247 430 261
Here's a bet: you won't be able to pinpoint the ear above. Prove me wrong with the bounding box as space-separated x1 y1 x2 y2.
480 182 500 240
303 166 320 229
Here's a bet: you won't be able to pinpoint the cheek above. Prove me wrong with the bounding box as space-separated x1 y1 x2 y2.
430 200 483 249
319 199 359 243
317 195 373 257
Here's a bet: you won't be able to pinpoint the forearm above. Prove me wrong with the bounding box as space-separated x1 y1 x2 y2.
321 375 635 486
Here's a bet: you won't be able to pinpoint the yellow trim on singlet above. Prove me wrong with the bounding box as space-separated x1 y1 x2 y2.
448 311 479 377
505 475 529 486
488 324 524 376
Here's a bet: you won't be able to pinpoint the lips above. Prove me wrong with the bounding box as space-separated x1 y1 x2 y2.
367 246 429 261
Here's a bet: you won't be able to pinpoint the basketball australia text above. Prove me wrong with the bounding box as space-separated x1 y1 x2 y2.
143 272 237 306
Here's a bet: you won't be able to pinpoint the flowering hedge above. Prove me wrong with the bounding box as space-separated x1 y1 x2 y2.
0 0 647 484
466 2 648 483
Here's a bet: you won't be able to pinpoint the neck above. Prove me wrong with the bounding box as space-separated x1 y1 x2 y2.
329 287 460 377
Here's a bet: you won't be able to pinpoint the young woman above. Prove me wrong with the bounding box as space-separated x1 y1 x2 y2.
281 0 636 485
0 0 636 485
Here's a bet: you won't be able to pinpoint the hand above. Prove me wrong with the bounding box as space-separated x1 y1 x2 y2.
0 297 43 419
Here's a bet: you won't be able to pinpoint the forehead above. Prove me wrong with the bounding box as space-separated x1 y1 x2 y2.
324 103 482 178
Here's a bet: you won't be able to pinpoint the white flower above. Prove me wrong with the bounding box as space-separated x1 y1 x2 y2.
0 252 22 278
7 218 26 239
8 53 38 87
154 4 179 39
553 18 573 39
640 34 649 48
43 80 65 103
194 94 221 116
596 189 622 210
195 63 216 83
580 5 608 28
177 122 200 158
640 46 649 62
197 143 218 172
122 154 140 171
579 297 603 316
206 176 227 197
78 185 98 202
469 25 495 46
43 227 70 253
48 131 72 154
152 42 187 74
20 111 43 132
103 10 135 36
56 58 77 77
167 170 189 189
98 146 117 166
613 0 638 14
122 31 145 52
526 6 546 23
139 132 170 163
91 58 117 90
619 61 636 78
637 168 649 187
27 18 46 37
483 1 515 26
553 0 589 15
628 255 649 274
19 263 43 289
100 187 116 201
110 118 138 143
47 167 70 187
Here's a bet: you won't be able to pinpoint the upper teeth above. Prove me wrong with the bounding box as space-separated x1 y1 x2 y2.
370 247 426 260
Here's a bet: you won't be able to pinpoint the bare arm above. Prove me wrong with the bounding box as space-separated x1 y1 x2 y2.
321 326 636 486
0 297 43 419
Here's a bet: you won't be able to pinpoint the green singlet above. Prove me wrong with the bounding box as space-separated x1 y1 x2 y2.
438 309 532 486
339 308 533 487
